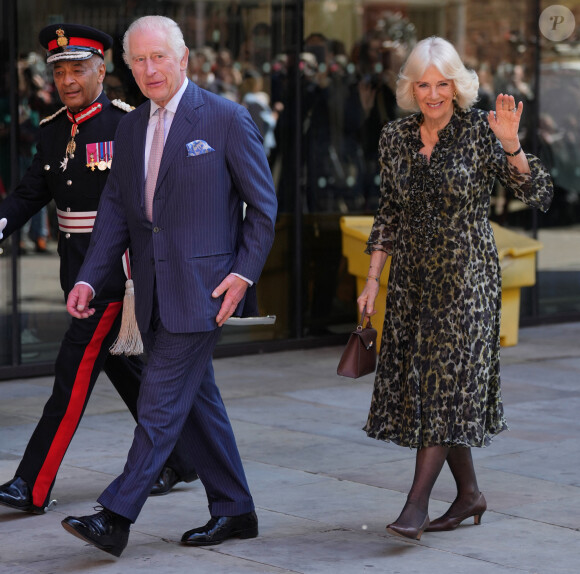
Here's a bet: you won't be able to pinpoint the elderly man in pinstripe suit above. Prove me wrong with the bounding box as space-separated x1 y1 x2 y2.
62 15 277 557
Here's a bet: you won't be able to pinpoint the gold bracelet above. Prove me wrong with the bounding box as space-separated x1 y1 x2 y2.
366 275 380 282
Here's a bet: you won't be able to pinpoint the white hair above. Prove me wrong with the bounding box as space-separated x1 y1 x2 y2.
396 36 479 112
122 15 187 67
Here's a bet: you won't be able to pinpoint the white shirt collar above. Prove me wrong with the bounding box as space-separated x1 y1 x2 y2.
149 77 188 118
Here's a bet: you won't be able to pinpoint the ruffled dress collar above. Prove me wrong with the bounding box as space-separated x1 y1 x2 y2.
410 105 464 162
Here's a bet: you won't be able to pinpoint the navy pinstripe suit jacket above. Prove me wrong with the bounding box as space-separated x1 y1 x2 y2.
78 80 277 333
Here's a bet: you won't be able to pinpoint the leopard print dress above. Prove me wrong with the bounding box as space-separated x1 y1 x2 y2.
363 107 553 449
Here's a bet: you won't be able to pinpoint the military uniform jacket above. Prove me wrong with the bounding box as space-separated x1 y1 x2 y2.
0 91 131 301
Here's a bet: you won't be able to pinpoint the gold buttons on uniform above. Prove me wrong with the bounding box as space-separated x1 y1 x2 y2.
66 180 72 186
44 164 50 171
65 233 71 239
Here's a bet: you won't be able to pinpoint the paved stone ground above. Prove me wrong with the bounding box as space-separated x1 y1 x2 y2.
1 322 579 573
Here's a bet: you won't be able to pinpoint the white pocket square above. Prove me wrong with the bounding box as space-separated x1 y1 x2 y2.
187 140 215 156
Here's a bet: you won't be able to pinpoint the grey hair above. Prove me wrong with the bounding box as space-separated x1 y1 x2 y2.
396 36 479 112
122 15 187 67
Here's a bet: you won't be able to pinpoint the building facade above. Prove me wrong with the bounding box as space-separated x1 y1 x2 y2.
1 0 579 379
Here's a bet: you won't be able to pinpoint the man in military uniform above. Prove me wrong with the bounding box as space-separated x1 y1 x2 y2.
0 23 197 515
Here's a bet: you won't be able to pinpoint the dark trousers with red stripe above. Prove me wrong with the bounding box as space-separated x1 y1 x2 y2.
15 299 194 510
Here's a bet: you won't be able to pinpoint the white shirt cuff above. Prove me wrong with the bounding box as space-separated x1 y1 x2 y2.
231 273 253 286
75 281 96 298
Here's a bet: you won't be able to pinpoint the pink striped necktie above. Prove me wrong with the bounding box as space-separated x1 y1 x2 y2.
144 107 166 221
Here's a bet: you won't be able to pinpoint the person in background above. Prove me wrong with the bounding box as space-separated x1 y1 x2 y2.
16 56 57 254
0 23 196 516
240 67 281 158
357 36 553 541
62 15 276 557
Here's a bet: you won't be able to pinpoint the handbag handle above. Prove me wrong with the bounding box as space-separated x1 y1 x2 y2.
358 306 373 330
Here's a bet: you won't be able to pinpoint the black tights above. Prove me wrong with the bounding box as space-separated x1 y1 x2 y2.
393 445 480 526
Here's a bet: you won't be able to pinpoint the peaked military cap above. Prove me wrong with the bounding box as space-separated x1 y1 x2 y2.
39 23 113 64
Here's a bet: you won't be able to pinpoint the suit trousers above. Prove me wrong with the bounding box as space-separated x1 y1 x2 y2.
98 296 254 522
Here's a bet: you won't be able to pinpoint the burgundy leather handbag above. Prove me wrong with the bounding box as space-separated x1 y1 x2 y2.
337 307 377 378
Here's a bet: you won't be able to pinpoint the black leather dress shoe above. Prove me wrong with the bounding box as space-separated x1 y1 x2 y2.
149 467 199 496
0 477 46 515
61 508 130 557
181 511 258 546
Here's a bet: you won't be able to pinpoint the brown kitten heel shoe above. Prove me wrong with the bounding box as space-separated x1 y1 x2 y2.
426 492 487 532
386 513 430 541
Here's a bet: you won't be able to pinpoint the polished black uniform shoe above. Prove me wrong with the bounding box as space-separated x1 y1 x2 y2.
181 511 258 546
0 476 46 514
149 467 199 496
61 508 130 557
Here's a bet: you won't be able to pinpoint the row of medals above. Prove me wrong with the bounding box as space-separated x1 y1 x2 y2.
62 129 112 172
87 151 112 171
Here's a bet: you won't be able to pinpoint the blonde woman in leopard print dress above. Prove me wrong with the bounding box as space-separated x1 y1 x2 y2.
357 37 553 541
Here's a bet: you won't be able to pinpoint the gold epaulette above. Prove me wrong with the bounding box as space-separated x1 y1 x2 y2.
39 106 67 126
111 99 135 113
